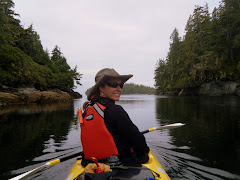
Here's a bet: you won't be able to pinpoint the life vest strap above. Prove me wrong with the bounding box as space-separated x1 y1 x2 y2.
93 103 104 118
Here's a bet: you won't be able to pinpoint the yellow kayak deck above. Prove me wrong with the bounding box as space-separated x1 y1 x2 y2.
66 150 170 180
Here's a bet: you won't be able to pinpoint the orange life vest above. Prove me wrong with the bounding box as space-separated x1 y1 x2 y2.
78 102 119 159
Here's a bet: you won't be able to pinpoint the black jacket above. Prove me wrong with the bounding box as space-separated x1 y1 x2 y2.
97 97 149 162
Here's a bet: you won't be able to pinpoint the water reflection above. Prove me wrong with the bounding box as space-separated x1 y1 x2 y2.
1 95 240 180
0 102 73 115
119 95 158 131
155 96 240 179
0 102 76 179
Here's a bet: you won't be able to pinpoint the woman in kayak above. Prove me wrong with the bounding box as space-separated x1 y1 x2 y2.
80 68 149 166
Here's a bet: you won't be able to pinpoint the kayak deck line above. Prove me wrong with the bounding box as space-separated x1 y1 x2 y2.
65 150 170 180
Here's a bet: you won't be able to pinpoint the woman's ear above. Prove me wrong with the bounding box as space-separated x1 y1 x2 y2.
99 86 104 93
99 86 105 97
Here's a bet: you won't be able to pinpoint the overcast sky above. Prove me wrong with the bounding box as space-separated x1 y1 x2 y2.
14 0 220 95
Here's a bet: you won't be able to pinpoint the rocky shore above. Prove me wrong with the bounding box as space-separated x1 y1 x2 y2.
0 86 82 106
159 81 240 96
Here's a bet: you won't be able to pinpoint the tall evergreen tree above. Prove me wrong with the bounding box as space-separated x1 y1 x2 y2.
167 28 181 87
154 59 169 91
51 45 62 61
50 46 70 73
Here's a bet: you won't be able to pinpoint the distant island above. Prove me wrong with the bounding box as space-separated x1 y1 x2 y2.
85 83 155 96
122 83 155 94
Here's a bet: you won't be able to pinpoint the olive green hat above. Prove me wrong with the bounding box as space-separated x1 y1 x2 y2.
87 68 133 100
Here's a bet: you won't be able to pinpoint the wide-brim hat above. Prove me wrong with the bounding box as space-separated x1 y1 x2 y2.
87 68 133 100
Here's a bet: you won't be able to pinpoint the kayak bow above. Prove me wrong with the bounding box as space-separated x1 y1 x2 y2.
65 150 170 180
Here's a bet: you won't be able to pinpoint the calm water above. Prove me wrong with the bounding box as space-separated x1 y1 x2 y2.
0 95 240 180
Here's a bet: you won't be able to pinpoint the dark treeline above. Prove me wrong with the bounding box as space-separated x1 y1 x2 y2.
122 83 155 94
85 83 155 95
0 0 82 92
154 0 240 93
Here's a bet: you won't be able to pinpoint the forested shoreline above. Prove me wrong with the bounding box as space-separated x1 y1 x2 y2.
154 0 240 95
0 1 82 93
122 83 155 94
1 0 240 104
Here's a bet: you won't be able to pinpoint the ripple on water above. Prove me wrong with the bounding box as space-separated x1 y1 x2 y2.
149 142 240 180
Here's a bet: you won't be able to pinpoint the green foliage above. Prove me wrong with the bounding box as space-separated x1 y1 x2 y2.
0 0 82 91
154 59 169 91
49 46 71 73
154 1 240 94
16 25 51 65
51 45 62 62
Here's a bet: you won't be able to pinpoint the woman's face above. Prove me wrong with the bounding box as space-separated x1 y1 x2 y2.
99 79 123 101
